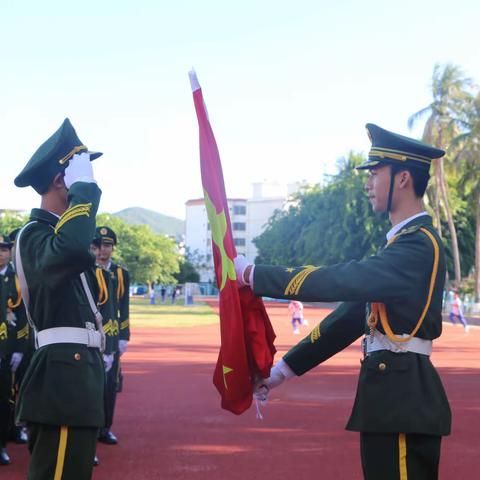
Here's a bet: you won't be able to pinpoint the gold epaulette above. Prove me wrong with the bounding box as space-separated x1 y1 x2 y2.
54 203 92 234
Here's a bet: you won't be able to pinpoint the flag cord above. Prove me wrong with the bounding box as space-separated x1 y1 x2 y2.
254 398 264 420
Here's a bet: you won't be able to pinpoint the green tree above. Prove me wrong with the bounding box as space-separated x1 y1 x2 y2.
408 63 472 286
0 211 29 234
254 153 390 266
96 214 180 284
174 258 200 283
451 91 480 302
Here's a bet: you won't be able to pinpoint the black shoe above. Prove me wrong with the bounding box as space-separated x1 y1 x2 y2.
93 454 100 467
0 448 11 466
14 427 28 444
98 430 118 445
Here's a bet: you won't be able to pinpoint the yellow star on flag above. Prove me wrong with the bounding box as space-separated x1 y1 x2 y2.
222 365 234 390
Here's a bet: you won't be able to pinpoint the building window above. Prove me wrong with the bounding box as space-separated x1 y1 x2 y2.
233 205 246 215
207 223 211 231
234 238 246 246
206 254 212 262
232 222 246 231
206 238 211 247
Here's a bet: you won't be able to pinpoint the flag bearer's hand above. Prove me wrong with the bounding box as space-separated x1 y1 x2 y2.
253 359 296 401
234 255 253 288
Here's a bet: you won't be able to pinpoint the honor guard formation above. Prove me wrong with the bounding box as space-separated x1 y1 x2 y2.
0 117 468 480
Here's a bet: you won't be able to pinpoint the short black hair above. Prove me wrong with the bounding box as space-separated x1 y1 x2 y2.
390 165 430 197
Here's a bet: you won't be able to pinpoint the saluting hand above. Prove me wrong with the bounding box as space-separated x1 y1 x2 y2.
64 152 96 188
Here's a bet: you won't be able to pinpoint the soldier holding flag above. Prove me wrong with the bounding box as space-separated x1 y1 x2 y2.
236 124 451 480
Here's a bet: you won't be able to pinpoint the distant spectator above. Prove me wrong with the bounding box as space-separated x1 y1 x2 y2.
449 291 469 333
160 285 166 304
171 285 177 304
149 283 156 305
288 300 308 334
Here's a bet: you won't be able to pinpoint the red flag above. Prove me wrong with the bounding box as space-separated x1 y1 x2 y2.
189 70 276 414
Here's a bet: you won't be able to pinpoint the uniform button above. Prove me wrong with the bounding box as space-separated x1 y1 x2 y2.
74 353 81 361
378 362 386 371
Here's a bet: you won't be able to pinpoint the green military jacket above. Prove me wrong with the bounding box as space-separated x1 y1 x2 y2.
1 263 28 356
110 261 130 341
16 182 105 427
253 215 451 436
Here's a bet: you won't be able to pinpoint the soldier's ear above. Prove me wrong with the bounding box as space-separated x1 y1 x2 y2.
397 170 411 189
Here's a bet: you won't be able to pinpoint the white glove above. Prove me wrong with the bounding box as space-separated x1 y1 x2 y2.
253 359 296 402
118 340 128 356
234 255 254 288
10 352 24 373
64 152 96 188
103 353 114 372
6 311 17 326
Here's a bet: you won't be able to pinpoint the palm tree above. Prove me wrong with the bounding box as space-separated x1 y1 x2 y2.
408 63 472 286
451 92 480 303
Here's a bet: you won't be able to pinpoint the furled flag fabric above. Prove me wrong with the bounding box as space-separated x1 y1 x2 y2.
189 70 276 414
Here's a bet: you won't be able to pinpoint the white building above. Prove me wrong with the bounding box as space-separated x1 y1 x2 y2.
185 182 294 282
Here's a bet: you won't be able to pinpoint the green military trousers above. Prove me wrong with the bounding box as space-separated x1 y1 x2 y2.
27 423 98 480
0 355 13 447
360 432 441 480
104 351 120 429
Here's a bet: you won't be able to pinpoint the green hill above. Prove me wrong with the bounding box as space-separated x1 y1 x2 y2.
113 207 184 237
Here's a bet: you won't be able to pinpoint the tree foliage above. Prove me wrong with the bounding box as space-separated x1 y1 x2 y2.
95 214 181 284
254 153 390 266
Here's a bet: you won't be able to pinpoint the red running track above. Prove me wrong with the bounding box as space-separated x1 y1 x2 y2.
6 302 480 479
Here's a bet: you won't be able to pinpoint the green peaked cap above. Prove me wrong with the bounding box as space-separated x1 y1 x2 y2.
14 118 102 194
93 226 117 246
357 123 445 171
0 233 13 249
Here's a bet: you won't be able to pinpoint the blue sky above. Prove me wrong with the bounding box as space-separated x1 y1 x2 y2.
1 0 479 219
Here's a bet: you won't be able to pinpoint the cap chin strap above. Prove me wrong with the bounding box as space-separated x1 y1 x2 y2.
386 165 396 213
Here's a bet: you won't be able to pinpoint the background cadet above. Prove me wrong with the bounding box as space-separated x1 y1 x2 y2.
7 228 30 446
0 233 27 465
92 226 130 446
13 118 105 480
235 124 451 480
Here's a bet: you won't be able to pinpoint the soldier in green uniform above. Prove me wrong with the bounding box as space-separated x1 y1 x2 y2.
235 124 451 480
91 226 130 445
7 228 31 446
0 233 28 465
13 118 106 480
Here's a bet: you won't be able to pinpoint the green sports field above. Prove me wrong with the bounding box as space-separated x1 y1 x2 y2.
129 297 220 328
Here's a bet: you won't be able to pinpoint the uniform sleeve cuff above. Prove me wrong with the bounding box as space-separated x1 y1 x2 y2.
249 265 255 288
277 358 296 379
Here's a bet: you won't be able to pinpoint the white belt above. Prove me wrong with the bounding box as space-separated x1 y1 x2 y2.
365 330 432 356
37 326 103 349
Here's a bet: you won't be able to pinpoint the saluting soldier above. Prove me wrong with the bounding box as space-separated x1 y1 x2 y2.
13 118 106 480
91 226 130 446
235 124 451 480
0 233 28 465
